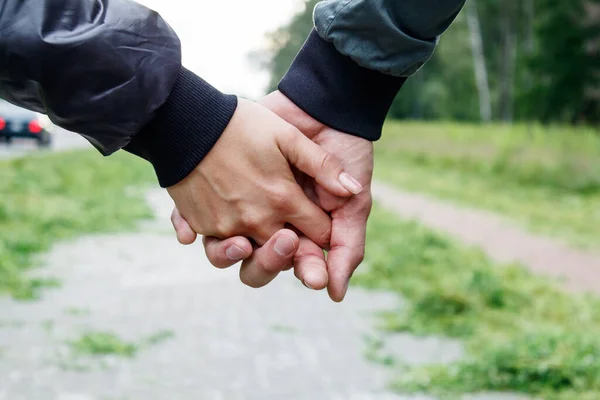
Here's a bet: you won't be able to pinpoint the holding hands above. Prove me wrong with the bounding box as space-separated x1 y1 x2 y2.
171 93 374 302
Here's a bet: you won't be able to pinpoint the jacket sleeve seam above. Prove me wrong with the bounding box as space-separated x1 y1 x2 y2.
320 0 356 36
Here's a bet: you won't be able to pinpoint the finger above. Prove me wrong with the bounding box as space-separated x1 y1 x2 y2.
277 130 363 197
203 236 254 269
171 207 198 245
239 229 299 288
285 187 333 249
293 237 328 291
327 208 370 302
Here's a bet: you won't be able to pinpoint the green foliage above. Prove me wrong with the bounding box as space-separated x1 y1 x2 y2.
525 0 600 123
69 330 175 358
375 121 600 247
389 12 480 121
263 0 319 92
394 331 600 399
359 205 600 398
0 150 156 299
70 332 139 358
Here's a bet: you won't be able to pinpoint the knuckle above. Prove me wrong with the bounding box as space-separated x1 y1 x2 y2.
213 219 235 239
241 213 262 232
319 152 333 172
353 248 366 267
278 126 297 147
267 184 294 212
318 224 333 247
319 152 341 174
360 196 374 216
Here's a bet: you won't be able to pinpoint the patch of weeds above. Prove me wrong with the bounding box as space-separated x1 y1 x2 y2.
69 332 138 358
0 150 156 299
11 278 61 301
363 334 395 367
358 205 600 398
68 329 175 360
394 330 600 400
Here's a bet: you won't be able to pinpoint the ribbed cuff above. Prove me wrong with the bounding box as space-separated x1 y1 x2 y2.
125 67 238 188
279 30 406 141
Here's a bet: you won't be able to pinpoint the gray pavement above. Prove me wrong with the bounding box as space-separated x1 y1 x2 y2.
0 147 537 399
0 189 476 400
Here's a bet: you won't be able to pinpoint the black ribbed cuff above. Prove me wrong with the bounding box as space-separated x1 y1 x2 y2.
279 30 406 141
125 67 238 187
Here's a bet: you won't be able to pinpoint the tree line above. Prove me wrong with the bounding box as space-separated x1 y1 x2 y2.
262 0 600 125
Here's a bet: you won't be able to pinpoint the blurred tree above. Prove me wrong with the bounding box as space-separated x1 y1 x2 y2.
263 0 319 93
466 0 492 122
259 0 600 126
525 0 600 123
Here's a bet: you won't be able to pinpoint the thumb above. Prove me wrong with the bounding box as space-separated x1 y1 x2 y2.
277 130 363 197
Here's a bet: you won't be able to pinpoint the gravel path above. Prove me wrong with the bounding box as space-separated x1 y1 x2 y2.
372 182 600 293
1 189 503 400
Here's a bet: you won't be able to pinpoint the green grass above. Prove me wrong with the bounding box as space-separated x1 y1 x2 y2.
68 329 175 359
70 332 139 358
375 121 600 248
0 150 156 299
357 205 600 399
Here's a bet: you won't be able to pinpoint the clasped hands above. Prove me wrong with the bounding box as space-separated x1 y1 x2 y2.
168 92 374 302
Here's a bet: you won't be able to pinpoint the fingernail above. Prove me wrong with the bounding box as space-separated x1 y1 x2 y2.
302 280 316 290
274 237 295 257
339 172 363 194
226 245 246 261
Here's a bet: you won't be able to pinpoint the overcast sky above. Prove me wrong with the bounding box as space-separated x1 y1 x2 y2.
137 0 303 100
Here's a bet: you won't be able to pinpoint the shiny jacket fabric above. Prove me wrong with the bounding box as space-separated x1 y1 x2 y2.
0 0 181 155
314 0 466 77
0 0 237 187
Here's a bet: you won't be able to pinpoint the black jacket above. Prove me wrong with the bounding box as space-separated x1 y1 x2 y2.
0 0 236 187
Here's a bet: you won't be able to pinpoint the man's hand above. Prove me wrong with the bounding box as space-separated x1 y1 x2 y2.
173 93 374 301
264 92 374 301
167 99 362 252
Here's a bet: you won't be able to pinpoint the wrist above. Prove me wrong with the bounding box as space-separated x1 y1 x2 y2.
262 91 324 139
125 67 238 188
278 30 405 141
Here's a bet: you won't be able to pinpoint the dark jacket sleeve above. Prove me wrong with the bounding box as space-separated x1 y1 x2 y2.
279 0 466 141
0 0 237 187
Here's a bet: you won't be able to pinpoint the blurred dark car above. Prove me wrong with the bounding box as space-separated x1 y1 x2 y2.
0 100 51 147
